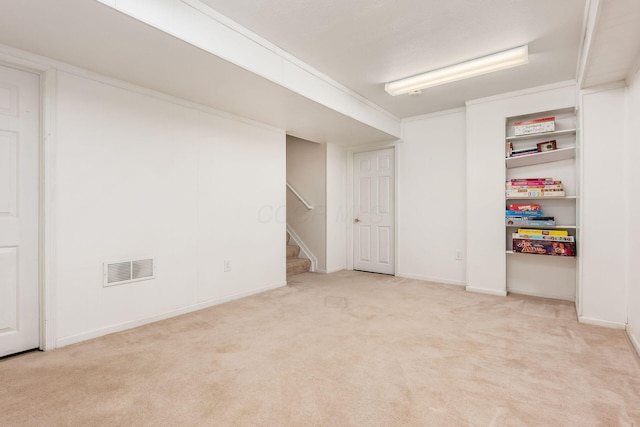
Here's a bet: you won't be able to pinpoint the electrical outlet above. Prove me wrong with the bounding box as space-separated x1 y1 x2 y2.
455 250 463 261
224 259 231 272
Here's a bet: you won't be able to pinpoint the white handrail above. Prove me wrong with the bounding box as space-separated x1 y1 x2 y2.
286 182 313 210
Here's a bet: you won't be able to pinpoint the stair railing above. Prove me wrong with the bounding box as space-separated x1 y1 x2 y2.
286 182 314 210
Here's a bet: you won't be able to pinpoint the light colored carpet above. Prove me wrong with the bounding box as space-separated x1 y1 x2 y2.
1 271 639 426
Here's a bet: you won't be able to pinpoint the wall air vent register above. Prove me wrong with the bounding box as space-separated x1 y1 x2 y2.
103 258 155 287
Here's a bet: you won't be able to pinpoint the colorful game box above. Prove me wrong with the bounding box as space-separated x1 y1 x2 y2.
512 238 575 256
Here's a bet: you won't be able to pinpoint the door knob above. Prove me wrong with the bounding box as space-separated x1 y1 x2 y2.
354 218 360 223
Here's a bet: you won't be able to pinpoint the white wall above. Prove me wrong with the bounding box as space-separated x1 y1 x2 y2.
325 143 348 273
626 68 640 347
54 71 286 346
465 82 576 296
286 136 327 270
579 85 628 327
397 109 466 285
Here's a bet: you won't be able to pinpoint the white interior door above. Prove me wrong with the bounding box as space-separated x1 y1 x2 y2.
353 148 395 275
0 65 40 357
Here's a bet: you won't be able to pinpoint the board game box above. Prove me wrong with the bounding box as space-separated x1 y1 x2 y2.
512 238 575 256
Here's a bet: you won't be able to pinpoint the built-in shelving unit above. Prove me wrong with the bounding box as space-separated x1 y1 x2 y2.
504 107 578 301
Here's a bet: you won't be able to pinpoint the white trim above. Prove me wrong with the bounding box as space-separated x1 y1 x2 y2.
346 140 400 153
466 286 508 297
286 224 317 272
627 325 640 358
507 289 575 302
396 273 465 287
286 182 313 210
41 69 57 351
315 267 345 274
56 280 287 348
578 316 627 330
346 150 354 271
401 107 466 124
465 80 577 107
0 42 285 136
576 97 585 318
0 47 51 73
576 0 600 89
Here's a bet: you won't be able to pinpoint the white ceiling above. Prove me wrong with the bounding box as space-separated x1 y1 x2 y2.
1 0 639 145
200 0 587 117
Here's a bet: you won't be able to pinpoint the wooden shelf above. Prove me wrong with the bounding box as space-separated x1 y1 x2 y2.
506 128 576 142
505 146 575 168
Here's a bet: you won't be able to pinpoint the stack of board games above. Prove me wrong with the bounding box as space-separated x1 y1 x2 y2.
506 178 565 198
512 228 575 256
505 202 555 226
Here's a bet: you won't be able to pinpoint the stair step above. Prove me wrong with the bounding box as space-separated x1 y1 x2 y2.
287 257 311 276
286 244 301 259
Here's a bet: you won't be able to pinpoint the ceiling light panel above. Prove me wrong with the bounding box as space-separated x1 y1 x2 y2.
385 45 529 96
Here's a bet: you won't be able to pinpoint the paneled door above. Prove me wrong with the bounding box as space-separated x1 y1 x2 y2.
353 148 394 275
0 65 40 357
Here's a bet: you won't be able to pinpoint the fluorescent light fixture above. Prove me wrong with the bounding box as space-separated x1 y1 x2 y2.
385 45 529 96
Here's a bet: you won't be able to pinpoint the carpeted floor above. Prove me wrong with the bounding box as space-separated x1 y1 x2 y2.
1 271 639 426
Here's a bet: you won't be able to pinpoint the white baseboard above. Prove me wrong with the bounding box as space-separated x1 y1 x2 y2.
507 288 575 302
627 325 640 358
315 266 345 274
466 286 508 297
56 281 287 348
578 316 627 330
396 273 465 287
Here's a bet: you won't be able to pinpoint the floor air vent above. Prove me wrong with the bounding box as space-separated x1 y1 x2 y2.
104 258 155 287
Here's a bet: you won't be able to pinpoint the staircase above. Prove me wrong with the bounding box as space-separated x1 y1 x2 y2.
286 232 311 277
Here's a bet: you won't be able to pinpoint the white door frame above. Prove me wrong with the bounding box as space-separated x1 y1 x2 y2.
0 48 58 351
346 142 400 273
